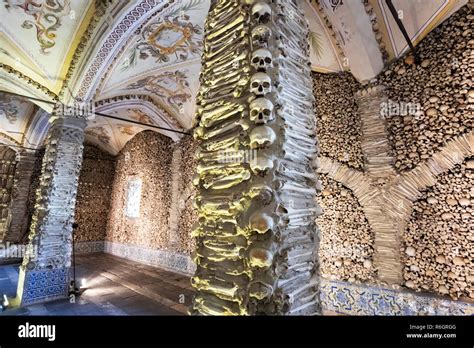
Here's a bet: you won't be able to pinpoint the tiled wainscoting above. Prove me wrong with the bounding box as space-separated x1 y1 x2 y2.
320 279 474 316
47 242 474 316
75 241 195 275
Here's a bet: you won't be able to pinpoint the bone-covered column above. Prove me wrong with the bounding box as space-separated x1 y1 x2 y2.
3 150 37 243
191 0 321 315
14 116 86 306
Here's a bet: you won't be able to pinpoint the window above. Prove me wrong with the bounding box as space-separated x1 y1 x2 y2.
125 178 142 218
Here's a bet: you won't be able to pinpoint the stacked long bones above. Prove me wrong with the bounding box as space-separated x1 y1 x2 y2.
191 0 321 315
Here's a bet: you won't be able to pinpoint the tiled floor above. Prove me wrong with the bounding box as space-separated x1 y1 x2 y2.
0 253 194 316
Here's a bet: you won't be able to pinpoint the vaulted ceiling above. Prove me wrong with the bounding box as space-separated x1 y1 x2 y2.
0 0 467 155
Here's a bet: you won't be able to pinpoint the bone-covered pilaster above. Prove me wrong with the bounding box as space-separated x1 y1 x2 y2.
191 0 321 315
13 116 86 306
3 150 37 243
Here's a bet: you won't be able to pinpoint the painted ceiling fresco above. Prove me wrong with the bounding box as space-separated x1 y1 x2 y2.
87 98 182 155
98 0 209 134
0 93 42 146
0 0 467 154
303 1 344 73
0 0 94 94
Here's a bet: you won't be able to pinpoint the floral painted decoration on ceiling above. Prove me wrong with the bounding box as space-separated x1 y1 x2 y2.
118 125 135 136
128 109 156 126
310 31 324 60
0 93 23 124
85 126 110 144
4 0 72 54
329 0 343 12
121 0 204 70
126 70 192 110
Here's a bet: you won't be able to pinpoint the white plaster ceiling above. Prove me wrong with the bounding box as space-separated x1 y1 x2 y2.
0 0 468 154
0 0 94 94
378 0 463 57
0 93 35 145
0 92 51 149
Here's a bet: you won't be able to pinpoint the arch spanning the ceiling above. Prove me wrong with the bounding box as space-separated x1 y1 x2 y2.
0 90 50 150
67 0 179 103
0 132 21 149
87 94 185 155
61 0 199 153
0 66 56 113
95 94 184 132
22 108 51 149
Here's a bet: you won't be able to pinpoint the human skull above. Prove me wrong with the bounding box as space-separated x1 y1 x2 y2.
250 98 274 123
250 155 274 175
250 72 272 96
252 2 272 23
251 24 272 45
248 184 273 204
249 281 273 300
249 125 276 148
249 212 274 233
249 248 273 268
251 48 273 71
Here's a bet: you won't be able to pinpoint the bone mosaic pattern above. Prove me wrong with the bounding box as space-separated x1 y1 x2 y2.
4 150 36 243
317 174 377 283
16 116 86 306
377 4 473 172
167 138 199 254
403 160 473 300
74 145 116 242
312 72 363 169
191 0 321 315
175 136 198 254
105 131 174 250
0 146 17 241
314 3 474 300
25 149 44 242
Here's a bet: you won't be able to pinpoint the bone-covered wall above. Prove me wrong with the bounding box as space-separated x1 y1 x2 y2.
404 160 473 300
318 174 377 283
74 145 116 242
376 4 473 173
0 146 17 241
18 116 87 306
174 136 198 255
25 150 44 243
375 4 473 300
313 3 473 301
313 72 363 169
312 72 377 283
105 131 174 249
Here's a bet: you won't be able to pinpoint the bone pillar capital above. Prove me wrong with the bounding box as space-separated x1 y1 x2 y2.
50 115 87 132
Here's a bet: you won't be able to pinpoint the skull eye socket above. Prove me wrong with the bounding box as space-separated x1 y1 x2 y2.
263 109 271 116
252 82 260 88
252 57 260 64
264 57 272 64
251 110 259 117
263 82 270 88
